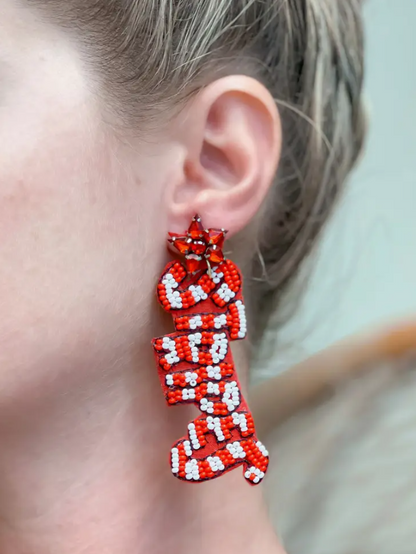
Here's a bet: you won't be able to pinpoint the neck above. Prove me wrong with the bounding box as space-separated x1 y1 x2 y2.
0 343 283 554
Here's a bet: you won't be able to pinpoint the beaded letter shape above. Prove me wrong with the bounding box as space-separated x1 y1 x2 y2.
152 215 269 484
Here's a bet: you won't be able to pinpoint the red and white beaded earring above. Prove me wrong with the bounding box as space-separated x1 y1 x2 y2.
152 215 269 485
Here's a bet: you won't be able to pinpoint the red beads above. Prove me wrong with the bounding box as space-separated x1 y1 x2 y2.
152 216 269 486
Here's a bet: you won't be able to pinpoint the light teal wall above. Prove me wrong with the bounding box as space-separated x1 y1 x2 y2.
262 0 416 374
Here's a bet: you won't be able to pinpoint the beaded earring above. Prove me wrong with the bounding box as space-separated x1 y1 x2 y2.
152 215 269 485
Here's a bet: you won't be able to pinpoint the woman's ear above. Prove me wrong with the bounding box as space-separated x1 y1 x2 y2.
167 75 282 236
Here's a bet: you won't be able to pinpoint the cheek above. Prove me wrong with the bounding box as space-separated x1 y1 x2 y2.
0 5 169 408
0 101 157 386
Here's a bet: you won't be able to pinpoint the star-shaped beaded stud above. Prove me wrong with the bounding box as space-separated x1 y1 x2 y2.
168 215 228 274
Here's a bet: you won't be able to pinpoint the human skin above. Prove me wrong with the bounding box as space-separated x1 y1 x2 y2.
0 1 284 553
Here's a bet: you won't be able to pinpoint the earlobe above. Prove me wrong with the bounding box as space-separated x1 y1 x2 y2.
169 76 282 236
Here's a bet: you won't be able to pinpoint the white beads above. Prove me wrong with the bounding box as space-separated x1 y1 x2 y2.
189 315 203 330
207 456 225 472
240 414 248 433
214 314 227 329
227 441 246 459
182 388 196 401
210 333 228 363
166 374 174 386
207 365 222 380
232 411 248 432
206 416 225 441
189 285 208 304
163 273 183 309
207 382 220 395
188 333 202 363
211 271 224 285
183 440 192 457
162 337 176 351
200 398 214 414
162 337 180 365
171 448 180 474
222 381 240 412
214 420 225 442
244 466 265 484
165 354 180 365
235 300 247 339
217 283 236 303
162 274 177 287
256 441 269 458
188 423 201 450
185 459 200 481
185 371 199 387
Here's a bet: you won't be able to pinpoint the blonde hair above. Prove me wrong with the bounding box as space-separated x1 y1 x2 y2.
31 0 366 338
